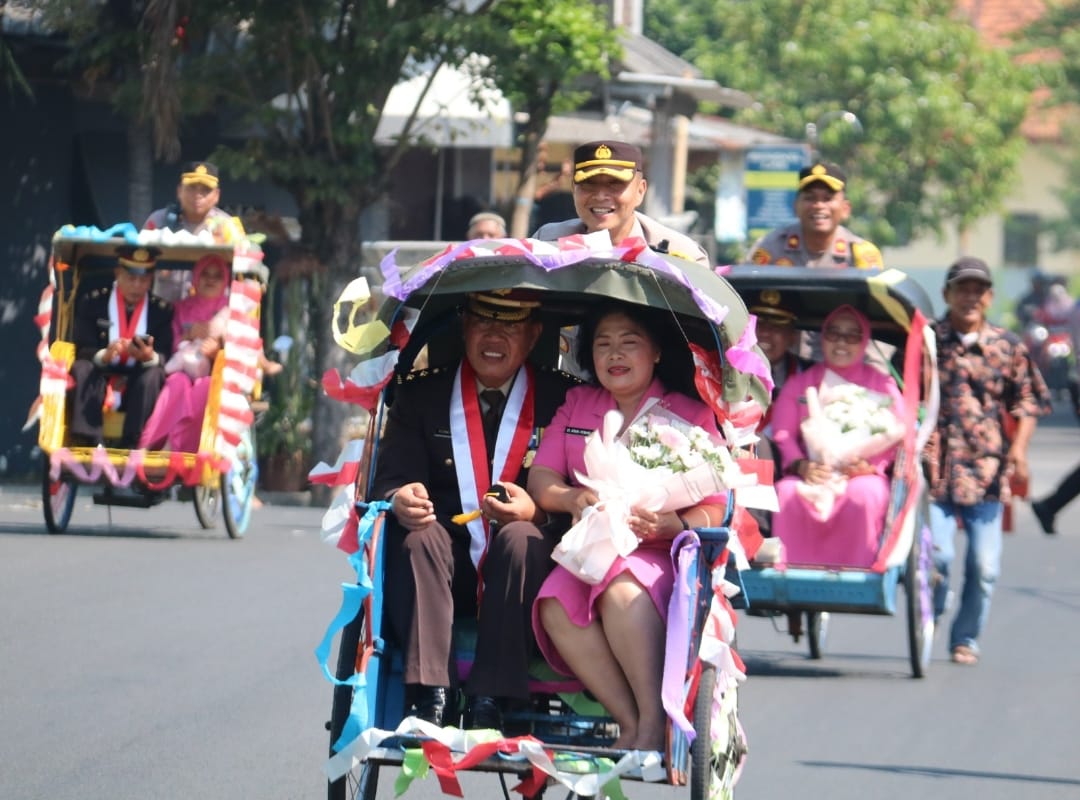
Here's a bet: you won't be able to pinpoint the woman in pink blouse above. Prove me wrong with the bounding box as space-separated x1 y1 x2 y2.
527 303 725 752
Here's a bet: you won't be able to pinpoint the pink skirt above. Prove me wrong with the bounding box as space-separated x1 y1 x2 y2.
532 542 674 677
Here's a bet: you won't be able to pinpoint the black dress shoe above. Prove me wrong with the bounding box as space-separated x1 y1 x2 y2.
466 695 502 731
413 685 448 726
1031 499 1057 534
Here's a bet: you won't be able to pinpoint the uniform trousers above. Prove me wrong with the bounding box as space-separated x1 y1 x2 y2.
69 359 166 448
384 518 558 700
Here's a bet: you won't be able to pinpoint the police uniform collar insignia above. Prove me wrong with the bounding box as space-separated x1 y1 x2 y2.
786 234 800 251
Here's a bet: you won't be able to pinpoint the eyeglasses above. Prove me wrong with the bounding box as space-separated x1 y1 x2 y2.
822 327 862 345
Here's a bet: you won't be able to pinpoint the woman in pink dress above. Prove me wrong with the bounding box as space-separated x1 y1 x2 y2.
770 305 904 567
138 254 229 452
527 303 725 752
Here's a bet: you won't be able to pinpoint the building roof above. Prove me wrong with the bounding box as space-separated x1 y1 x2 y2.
956 0 1065 142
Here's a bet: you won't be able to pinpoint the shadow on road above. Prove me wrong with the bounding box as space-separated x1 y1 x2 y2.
800 760 1080 787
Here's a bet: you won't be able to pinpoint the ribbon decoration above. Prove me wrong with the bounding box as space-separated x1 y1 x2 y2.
723 315 774 396
323 716 665 796
212 279 262 469
314 500 390 753
26 284 71 432
308 439 364 488
379 236 730 329
661 530 700 743
56 222 140 242
49 446 223 489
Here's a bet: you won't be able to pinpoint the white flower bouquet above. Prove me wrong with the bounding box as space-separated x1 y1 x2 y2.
551 408 759 584
795 369 904 519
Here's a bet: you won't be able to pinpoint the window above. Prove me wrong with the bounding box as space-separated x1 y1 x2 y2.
1003 212 1040 267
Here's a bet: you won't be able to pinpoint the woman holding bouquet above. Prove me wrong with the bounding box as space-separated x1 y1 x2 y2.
526 303 725 752
770 305 904 567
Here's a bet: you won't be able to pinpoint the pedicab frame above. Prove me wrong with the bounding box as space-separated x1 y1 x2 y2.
319 243 774 800
721 265 939 677
36 225 268 538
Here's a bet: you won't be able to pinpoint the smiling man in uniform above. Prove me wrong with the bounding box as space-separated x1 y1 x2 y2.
745 162 883 269
533 140 710 266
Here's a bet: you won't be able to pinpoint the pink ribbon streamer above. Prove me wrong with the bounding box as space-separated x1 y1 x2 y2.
724 314 774 395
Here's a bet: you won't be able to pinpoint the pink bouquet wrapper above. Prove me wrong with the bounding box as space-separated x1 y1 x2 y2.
552 410 750 584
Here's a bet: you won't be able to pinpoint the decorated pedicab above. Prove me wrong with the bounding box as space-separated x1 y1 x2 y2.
32 223 268 538
720 265 939 677
312 237 780 800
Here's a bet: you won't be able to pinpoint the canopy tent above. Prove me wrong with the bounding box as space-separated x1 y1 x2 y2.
374 60 512 149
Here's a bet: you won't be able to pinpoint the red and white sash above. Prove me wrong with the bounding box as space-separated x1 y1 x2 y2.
450 361 535 569
107 286 148 366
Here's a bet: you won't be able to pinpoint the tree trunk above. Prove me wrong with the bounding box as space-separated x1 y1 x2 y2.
510 127 543 238
127 123 153 225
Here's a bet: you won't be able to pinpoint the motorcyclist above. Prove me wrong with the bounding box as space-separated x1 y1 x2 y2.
1016 271 1051 329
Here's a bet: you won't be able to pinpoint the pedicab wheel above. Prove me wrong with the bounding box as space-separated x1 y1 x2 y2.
691 663 743 800
807 611 829 660
690 663 716 800
905 522 934 678
328 609 367 800
221 426 258 540
42 463 77 533
192 485 220 529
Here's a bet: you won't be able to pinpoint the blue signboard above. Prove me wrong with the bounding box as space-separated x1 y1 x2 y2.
744 145 809 242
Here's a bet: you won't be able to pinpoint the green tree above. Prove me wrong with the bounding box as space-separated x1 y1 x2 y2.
466 0 618 236
646 0 1035 245
41 0 202 220
192 0 621 466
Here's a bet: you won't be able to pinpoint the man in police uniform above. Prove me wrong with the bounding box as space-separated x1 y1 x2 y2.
145 161 245 242
533 140 710 266
69 246 174 448
373 290 578 731
745 162 883 269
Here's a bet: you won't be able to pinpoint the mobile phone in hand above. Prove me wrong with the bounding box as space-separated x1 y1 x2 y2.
485 484 509 503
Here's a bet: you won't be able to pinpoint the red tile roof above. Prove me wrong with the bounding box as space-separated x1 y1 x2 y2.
956 0 1064 141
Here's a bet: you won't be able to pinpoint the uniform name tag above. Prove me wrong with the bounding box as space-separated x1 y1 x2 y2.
565 426 594 437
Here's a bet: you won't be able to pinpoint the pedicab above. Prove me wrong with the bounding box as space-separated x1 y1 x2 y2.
313 238 777 800
720 265 939 677
33 223 269 538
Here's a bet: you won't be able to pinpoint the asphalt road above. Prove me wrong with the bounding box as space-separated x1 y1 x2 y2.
3 408 1080 800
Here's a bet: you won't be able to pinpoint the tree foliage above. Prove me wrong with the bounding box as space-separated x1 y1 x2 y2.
646 0 1036 244
464 0 618 235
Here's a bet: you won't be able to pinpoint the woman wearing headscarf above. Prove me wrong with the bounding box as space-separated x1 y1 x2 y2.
138 254 229 452
770 305 904 568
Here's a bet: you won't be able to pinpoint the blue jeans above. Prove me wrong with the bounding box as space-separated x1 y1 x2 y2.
929 500 1003 654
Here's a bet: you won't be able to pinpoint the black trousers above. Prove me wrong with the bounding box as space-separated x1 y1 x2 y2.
383 518 558 700
1040 461 1080 515
69 359 165 448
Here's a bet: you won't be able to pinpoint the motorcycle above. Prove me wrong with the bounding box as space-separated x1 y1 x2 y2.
1024 316 1077 404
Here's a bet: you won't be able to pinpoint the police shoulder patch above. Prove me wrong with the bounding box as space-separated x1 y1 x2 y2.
751 248 771 265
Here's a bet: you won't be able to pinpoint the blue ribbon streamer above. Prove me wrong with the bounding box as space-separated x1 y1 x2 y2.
314 500 391 752
57 222 140 242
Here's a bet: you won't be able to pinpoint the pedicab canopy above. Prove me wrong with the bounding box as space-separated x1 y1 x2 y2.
322 235 774 418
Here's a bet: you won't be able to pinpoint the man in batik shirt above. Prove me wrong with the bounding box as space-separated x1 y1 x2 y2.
927 256 1050 666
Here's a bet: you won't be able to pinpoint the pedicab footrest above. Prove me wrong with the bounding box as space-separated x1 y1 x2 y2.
741 565 900 615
